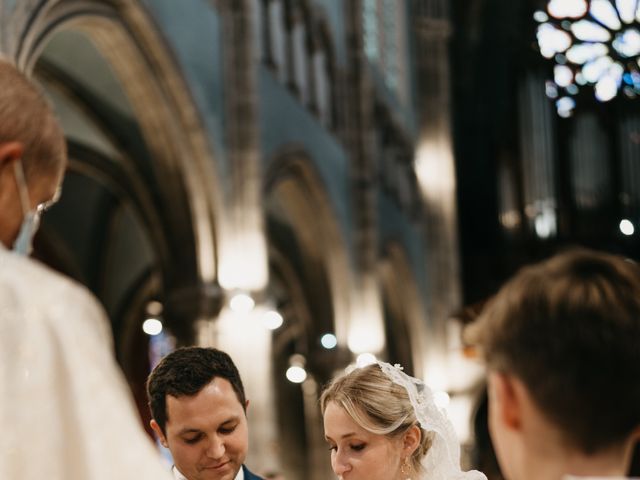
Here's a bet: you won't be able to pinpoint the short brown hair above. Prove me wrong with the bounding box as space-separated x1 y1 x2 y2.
466 248 640 453
146 347 247 434
0 60 66 179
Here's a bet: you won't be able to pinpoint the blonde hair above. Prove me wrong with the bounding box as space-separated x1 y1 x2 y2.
320 364 432 473
0 60 66 180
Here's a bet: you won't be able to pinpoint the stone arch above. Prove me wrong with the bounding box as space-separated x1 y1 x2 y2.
6 0 223 340
379 240 429 378
264 146 352 345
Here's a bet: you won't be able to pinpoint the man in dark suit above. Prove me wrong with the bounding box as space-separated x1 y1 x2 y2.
147 347 264 480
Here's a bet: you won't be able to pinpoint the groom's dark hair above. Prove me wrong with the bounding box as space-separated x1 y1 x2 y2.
466 248 640 454
146 346 247 433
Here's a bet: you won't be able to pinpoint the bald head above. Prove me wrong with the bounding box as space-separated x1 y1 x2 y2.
0 60 67 248
0 60 66 180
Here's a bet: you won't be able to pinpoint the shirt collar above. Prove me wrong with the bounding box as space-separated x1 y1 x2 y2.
173 465 245 480
172 466 186 480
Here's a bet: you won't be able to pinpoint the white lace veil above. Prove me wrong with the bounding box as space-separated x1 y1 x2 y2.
378 361 487 480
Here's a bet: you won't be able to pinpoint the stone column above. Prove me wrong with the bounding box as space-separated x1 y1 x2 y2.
344 0 385 356
213 0 276 473
218 0 269 292
413 1 462 379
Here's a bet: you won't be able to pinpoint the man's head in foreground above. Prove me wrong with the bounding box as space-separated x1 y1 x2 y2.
0 60 65 250
467 249 640 480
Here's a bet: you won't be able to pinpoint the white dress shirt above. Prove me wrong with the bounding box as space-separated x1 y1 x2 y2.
173 465 245 480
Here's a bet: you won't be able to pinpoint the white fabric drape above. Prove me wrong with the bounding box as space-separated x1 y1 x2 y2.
0 245 172 480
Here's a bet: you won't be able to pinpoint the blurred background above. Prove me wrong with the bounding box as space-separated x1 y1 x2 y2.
1 0 639 478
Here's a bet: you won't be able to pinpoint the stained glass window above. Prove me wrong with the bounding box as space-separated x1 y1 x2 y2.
535 0 640 117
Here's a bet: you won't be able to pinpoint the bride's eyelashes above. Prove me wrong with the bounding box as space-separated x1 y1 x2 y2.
326 443 367 452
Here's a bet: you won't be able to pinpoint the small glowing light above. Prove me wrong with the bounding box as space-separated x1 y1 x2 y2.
546 80 559 98
595 74 620 102
286 366 307 383
612 28 640 58
534 206 557 238
620 219 635 235
229 292 255 314
547 0 588 19
143 318 163 336
537 23 572 58
262 310 283 330
582 55 613 83
611 61 625 78
590 0 622 30
617 0 637 24
554 64 574 87
534 10 549 23
566 43 608 66
320 333 338 349
500 210 521 229
433 391 451 408
356 353 377 368
571 20 611 43
556 96 576 117
146 300 163 316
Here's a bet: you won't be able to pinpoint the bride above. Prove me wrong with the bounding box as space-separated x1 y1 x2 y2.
321 361 487 480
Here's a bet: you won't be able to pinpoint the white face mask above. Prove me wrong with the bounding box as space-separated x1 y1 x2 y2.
12 160 42 256
13 210 41 256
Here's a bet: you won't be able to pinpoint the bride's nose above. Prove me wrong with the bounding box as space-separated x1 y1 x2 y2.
332 450 352 475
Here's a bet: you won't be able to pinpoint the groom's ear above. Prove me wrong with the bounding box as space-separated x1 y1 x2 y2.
150 419 169 448
488 371 522 431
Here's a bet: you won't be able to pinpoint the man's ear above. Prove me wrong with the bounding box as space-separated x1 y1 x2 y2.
150 419 169 448
488 371 522 431
0 142 23 166
402 424 422 457
0 143 24 216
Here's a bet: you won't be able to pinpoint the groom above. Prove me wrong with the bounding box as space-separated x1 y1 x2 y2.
147 347 264 480
467 249 640 480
